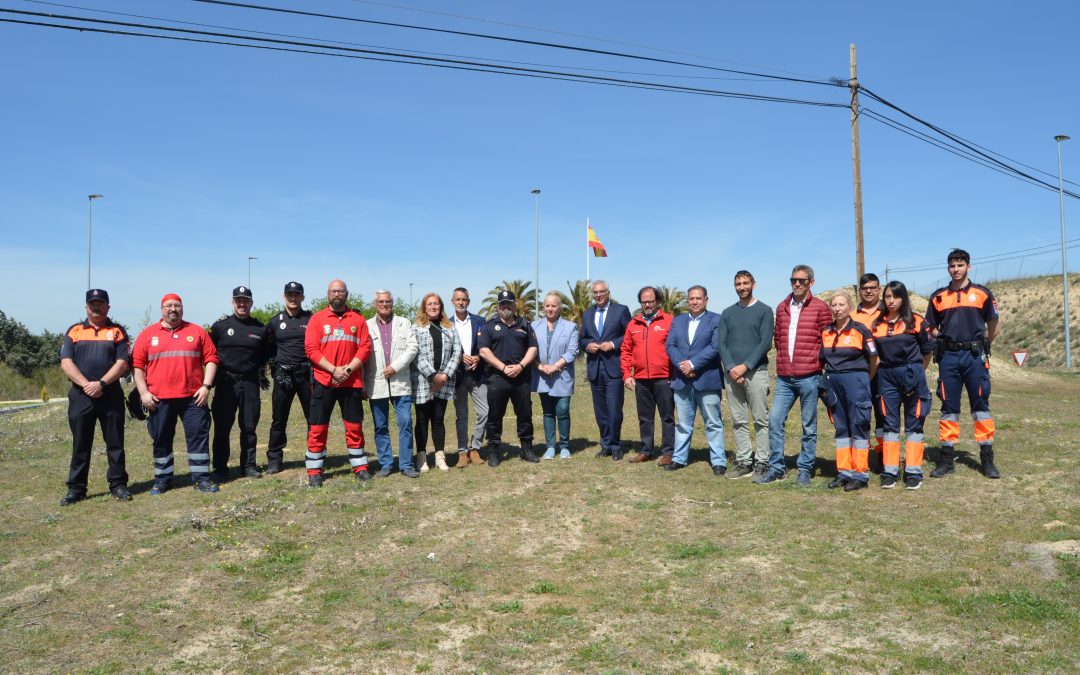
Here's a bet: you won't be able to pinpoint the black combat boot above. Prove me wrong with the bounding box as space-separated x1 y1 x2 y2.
980 445 1001 479
930 447 955 478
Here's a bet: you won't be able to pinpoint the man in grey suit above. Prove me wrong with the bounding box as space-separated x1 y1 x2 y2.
450 287 489 467
364 290 420 478
579 280 632 460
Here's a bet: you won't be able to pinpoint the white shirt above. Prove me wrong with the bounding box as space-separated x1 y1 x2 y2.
454 313 473 356
787 296 805 361
594 304 608 334
687 312 703 344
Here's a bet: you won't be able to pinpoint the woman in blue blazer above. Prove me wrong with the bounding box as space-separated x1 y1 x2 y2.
531 292 580 459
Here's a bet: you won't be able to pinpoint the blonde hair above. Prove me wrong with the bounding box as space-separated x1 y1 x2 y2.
415 292 452 328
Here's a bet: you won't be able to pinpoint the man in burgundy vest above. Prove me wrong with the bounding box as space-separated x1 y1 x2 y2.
754 264 831 487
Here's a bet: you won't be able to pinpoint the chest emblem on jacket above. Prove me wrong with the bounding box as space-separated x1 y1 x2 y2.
227 328 235 336
187 335 194 342
280 322 287 330
151 336 159 347
323 325 331 335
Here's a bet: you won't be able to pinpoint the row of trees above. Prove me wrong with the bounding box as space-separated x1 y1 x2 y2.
478 280 689 323
0 311 64 378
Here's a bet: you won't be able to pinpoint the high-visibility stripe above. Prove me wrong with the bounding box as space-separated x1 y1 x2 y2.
851 448 870 473
306 450 326 470
348 449 368 468
882 439 901 469
836 446 853 471
906 440 925 469
319 335 360 345
188 453 210 461
835 437 852 449
147 349 201 361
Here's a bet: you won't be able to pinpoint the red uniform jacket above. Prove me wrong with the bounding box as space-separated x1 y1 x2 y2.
774 292 831 378
621 311 673 380
304 307 372 388
132 320 219 399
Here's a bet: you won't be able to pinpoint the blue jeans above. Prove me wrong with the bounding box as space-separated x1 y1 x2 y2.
539 393 571 451
370 395 414 471
768 374 821 474
672 388 725 467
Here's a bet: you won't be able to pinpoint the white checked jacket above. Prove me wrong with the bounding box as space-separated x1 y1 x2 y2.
410 322 462 404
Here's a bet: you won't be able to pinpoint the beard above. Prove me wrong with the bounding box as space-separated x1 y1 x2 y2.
330 297 346 311
498 307 515 322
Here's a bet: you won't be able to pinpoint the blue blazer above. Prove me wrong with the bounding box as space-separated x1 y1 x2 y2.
455 311 487 385
579 301 631 381
666 310 723 391
531 317 580 397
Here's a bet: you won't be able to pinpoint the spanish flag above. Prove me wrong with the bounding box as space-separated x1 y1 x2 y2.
587 225 608 257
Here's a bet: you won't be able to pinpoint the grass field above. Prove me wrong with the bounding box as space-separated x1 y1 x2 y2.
1 361 1078 673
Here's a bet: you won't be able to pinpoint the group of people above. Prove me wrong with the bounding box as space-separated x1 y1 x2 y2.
56 249 1000 505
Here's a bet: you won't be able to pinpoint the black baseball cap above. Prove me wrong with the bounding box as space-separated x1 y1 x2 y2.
86 288 109 304
284 281 305 295
233 286 253 299
497 290 515 303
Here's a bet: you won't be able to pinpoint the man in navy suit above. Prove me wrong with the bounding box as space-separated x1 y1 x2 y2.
580 280 632 460
665 285 727 474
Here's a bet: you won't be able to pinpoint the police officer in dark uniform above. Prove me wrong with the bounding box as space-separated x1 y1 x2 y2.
265 281 312 474
477 290 539 467
209 286 269 480
59 289 132 505
926 249 1001 479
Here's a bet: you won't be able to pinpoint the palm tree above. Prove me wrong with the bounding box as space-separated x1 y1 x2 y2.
656 285 687 316
481 279 537 320
558 280 593 327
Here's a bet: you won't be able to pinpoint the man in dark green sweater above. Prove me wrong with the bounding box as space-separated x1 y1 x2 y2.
717 271 775 480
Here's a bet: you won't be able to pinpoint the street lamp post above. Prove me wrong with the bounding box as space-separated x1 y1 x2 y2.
1055 134 1072 368
532 188 541 318
247 256 258 289
87 194 103 290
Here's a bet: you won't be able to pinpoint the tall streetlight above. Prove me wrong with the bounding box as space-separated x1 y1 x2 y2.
87 194 103 290
247 256 258 289
532 188 541 317
1055 134 1071 368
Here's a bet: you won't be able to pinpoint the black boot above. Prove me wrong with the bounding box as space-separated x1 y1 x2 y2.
930 447 955 478
980 445 1001 479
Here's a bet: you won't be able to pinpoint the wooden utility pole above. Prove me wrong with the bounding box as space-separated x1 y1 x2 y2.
850 43 865 283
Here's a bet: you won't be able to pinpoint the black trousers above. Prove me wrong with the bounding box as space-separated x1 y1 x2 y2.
211 372 261 471
485 373 533 447
415 398 448 452
635 378 675 457
268 365 312 464
66 384 127 491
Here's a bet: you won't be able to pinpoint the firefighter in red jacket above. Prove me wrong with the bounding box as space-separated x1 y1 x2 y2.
303 279 373 487
755 264 832 486
621 286 676 465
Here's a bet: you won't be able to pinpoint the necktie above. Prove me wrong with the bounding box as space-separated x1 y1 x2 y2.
596 306 606 335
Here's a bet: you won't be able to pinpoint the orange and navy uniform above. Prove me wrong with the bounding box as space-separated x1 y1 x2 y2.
131 321 219 398
820 319 877 483
851 303 884 454
303 306 374 476
925 282 998 448
60 319 131 492
870 313 934 478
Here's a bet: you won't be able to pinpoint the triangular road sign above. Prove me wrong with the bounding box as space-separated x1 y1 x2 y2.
1012 350 1028 367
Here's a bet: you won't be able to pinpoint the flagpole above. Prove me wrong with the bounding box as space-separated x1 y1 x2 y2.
586 217 590 282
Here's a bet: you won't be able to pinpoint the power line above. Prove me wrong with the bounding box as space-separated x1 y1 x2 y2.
860 86 1079 198
887 238 1080 273
18 0 796 83
347 0 835 81
192 0 845 87
860 107 1072 196
0 14 848 107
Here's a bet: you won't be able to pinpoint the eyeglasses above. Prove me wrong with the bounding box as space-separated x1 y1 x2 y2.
789 278 811 286
374 300 393 305
593 290 609 295
860 286 880 292
328 289 348 295
163 303 183 309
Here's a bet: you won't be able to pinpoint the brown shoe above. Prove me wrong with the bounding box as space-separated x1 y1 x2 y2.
629 452 653 464
468 449 482 466
658 454 673 466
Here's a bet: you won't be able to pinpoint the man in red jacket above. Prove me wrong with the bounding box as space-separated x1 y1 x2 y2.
304 279 373 487
754 265 831 487
621 286 676 465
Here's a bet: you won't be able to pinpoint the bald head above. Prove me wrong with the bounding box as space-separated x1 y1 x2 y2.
327 279 349 311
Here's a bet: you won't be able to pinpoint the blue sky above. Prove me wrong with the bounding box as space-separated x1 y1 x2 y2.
2 0 1077 332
